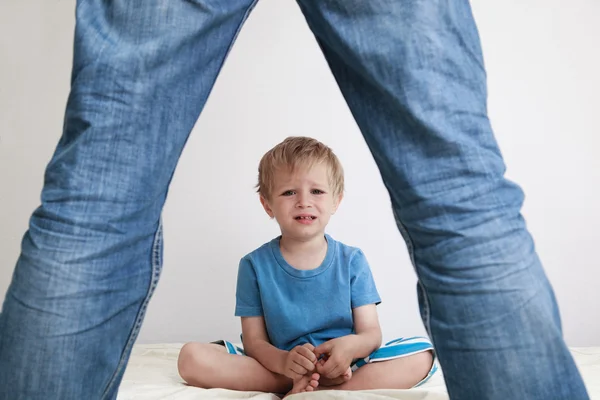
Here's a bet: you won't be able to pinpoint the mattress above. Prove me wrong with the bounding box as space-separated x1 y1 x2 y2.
117 344 600 399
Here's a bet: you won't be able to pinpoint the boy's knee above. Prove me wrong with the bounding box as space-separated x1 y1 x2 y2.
178 342 202 382
414 350 434 382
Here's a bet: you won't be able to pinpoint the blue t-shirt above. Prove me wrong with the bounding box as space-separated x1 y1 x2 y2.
235 234 381 351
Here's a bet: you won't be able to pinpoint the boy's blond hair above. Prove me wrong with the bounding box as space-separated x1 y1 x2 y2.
256 136 344 199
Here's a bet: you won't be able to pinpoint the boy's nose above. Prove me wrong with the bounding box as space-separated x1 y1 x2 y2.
296 192 311 208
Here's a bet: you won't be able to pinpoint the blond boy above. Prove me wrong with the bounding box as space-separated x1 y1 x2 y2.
178 137 436 396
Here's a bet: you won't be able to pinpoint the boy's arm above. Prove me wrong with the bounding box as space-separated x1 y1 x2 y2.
348 303 383 358
241 316 287 375
336 303 382 359
343 249 383 359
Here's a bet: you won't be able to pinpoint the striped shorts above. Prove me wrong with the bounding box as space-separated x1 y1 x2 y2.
213 336 437 388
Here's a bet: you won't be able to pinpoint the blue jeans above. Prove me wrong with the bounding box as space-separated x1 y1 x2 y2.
0 1 588 399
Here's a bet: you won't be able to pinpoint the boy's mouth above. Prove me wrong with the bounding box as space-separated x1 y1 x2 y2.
294 215 317 224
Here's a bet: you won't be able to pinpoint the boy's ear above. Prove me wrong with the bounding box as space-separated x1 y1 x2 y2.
260 195 275 219
332 192 344 214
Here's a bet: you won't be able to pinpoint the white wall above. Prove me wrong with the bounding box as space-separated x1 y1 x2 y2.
1 1 598 347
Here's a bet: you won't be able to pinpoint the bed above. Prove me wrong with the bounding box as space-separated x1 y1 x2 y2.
117 343 600 399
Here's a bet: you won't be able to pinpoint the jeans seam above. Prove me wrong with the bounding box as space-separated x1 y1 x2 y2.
101 218 163 399
214 0 260 82
393 210 434 341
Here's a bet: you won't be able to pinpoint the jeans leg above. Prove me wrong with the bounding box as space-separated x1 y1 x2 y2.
296 1 588 399
0 1 258 399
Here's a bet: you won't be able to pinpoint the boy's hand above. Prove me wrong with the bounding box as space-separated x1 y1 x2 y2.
282 343 317 380
314 336 356 379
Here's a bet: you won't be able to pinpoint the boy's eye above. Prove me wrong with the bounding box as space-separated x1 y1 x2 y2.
281 190 296 196
311 189 324 195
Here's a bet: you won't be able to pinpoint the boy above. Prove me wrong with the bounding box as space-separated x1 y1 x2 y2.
178 137 436 396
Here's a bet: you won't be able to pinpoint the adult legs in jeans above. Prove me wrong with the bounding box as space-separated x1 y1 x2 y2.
296 1 588 399
0 1 258 399
0 1 590 400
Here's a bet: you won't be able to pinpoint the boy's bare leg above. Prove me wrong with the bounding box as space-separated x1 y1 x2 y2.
177 343 291 393
320 351 433 391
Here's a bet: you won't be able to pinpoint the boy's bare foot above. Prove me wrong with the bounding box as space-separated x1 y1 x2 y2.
285 373 320 397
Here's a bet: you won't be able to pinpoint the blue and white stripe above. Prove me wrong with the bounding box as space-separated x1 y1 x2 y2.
352 336 437 386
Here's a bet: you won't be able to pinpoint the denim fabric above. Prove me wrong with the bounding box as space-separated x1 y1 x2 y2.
0 0 588 399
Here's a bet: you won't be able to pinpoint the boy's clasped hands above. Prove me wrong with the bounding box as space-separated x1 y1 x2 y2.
282 336 356 394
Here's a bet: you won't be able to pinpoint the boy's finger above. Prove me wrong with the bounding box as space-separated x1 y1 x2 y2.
324 364 342 379
294 356 315 372
290 371 304 381
302 343 315 351
297 346 317 362
319 359 336 377
290 363 306 376
327 366 343 379
315 361 327 376
314 341 333 357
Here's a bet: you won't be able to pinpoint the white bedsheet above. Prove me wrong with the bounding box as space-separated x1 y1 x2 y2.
117 344 600 399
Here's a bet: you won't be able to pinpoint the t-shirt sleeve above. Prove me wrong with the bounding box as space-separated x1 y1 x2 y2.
235 257 264 317
350 249 382 309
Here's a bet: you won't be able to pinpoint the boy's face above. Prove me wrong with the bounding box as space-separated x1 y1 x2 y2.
260 162 342 242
